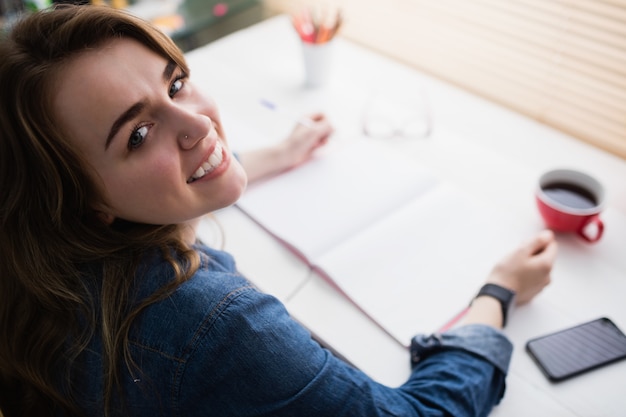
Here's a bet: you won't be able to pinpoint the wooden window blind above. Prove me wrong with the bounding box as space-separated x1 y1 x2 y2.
264 0 626 159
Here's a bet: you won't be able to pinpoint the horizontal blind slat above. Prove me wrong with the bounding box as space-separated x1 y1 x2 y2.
419 0 626 75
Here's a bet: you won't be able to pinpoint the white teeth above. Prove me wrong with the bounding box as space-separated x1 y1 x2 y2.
188 142 224 183
193 166 205 179
208 152 221 166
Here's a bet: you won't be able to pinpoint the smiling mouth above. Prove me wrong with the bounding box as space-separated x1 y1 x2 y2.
187 141 224 183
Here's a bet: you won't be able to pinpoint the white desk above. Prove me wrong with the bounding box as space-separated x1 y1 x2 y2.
187 15 626 417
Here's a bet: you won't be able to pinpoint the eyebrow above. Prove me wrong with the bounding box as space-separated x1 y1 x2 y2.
104 60 179 150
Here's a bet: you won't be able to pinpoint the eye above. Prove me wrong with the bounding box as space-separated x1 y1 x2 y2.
128 125 149 150
169 75 185 98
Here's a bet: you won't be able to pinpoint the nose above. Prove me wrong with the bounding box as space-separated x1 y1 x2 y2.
175 109 213 150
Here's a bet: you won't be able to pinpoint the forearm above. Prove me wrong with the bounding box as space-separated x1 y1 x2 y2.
237 145 288 183
460 295 504 329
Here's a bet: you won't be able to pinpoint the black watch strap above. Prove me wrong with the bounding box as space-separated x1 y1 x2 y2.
473 283 516 327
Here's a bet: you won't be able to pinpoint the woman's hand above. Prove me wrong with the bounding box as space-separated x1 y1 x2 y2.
237 113 334 183
277 113 333 170
486 229 558 305
461 230 558 329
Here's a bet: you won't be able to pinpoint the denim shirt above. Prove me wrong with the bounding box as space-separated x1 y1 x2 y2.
64 244 513 417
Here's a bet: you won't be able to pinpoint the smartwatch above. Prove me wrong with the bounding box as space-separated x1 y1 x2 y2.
473 283 516 327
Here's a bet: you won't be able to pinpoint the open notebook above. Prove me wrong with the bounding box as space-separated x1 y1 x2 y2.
235 135 530 346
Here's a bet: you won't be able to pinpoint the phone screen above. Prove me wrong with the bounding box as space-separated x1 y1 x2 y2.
526 317 626 382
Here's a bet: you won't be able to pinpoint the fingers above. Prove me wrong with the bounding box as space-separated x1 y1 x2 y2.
527 230 558 268
513 230 558 305
296 113 333 149
485 229 558 306
525 229 555 255
313 115 334 139
279 114 334 169
305 113 333 130
537 236 558 265
308 112 326 122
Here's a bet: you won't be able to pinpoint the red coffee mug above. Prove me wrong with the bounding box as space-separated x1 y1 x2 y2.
535 169 605 243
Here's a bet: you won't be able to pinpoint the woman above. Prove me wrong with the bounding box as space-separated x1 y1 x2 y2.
0 5 557 417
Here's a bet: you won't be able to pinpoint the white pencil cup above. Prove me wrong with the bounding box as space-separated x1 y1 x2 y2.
301 41 334 88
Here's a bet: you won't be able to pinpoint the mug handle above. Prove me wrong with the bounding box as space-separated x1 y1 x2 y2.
578 216 604 243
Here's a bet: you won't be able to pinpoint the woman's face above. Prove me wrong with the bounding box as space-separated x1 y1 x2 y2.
53 38 247 225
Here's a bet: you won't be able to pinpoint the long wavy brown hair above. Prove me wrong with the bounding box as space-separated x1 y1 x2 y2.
0 5 201 416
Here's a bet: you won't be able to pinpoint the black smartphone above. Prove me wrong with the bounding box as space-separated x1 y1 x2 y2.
525 317 626 382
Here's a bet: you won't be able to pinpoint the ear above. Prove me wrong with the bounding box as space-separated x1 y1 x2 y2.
96 211 115 225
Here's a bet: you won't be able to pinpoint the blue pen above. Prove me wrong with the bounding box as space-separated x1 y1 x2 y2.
259 99 315 128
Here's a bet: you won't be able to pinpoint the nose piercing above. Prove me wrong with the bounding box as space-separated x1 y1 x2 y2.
184 135 188 140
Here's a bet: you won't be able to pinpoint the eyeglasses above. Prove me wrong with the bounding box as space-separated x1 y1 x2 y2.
363 115 432 139
361 88 432 139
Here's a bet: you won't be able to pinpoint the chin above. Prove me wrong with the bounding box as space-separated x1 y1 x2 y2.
218 175 248 210
228 180 248 206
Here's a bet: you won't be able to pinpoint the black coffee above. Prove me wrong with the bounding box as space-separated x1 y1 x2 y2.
542 182 597 209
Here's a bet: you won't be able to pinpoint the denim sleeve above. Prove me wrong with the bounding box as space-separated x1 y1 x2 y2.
410 325 513 374
179 287 512 417
401 325 513 416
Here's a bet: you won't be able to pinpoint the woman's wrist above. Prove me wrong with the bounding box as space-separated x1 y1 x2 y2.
237 145 287 183
460 295 504 329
